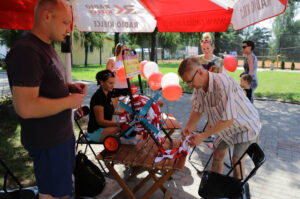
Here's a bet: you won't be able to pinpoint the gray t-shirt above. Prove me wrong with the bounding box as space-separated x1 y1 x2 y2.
6 32 73 151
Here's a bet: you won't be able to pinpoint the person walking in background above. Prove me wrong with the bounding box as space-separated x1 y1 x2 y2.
5 0 87 198
197 32 226 74
241 40 258 103
240 74 253 102
106 43 129 97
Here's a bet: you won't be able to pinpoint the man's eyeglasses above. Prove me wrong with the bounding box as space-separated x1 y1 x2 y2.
242 46 248 49
185 70 198 86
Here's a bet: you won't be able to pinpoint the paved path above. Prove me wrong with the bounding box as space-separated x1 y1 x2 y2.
1 73 300 198
80 80 300 199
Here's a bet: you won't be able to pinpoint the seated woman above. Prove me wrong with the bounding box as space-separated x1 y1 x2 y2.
87 70 122 143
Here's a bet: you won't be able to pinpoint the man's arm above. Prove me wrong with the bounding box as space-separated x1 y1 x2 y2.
182 111 202 139
68 82 87 95
12 86 84 119
189 119 234 146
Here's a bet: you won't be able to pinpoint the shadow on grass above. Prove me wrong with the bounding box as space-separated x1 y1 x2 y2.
0 113 34 189
255 92 300 103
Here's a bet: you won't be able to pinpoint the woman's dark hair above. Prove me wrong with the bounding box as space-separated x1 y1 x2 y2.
96 70 115 85
115 43 123 56
243 40 255 51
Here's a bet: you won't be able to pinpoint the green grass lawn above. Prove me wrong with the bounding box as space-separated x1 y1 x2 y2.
72 63 300 103
0 116 35 188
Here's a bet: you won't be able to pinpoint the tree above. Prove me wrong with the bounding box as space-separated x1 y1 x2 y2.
0 30 25 48
73 30 105 66
128 33 151 60
245 27 271 56
272 0 300 61
219 26 243 55
158 32 180 60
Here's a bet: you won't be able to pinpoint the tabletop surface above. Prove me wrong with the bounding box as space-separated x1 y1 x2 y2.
103 138 186 171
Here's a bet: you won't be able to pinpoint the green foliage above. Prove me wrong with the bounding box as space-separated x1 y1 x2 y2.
0 30 25 48
0 94 12 105
291 60 295 70
262 58 265 68
272 59 276 64
281 60 285 70
272 1 300 61
220 26 243 55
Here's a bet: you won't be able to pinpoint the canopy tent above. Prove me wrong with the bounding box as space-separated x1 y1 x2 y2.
0 0 288 81
0 0 287 32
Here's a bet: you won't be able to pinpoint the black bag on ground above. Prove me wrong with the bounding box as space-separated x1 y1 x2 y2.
74 151 106 198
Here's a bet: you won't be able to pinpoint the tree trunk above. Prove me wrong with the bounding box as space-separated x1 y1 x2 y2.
99 47 102 65
114 33 119 48
198 32 202 55
150 28 157 61
214 32 221 56
84 44 88 67
141 47 144 60
162 46 165 60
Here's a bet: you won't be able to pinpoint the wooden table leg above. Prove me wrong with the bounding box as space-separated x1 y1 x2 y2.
167 129 175 137
127 166 142 182
105 163 136 199
147 169 167 193
132 168 158 193
141 169 175 199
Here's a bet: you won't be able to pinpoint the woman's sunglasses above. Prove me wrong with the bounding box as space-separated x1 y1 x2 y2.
242 46 248 49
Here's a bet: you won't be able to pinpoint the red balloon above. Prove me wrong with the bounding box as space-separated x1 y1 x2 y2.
116 66 133 82
140 60 148 79
223 55 238 72
148 71 163 90
162 84 182 101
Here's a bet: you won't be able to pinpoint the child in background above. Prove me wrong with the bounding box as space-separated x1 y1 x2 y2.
240 74 253 102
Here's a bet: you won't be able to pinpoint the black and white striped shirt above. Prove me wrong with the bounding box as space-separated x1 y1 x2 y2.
192 72 261 148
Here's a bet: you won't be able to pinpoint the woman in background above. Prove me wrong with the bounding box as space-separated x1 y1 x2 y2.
197 32 225 74
241 40 258 103
106 43 129 97
87 70 122 143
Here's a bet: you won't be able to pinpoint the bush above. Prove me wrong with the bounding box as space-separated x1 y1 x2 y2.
271 59 275 64
262 59 265 68
291 60 295 70
281 60 285 70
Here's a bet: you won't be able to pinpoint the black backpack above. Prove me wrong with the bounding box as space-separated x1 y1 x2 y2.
74 151 106 198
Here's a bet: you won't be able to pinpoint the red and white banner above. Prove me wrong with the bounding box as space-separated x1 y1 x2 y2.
72 0 156 32
231 0 287 30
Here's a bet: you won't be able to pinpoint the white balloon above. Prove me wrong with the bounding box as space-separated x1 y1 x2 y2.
144 62 159 79
161 72 180 88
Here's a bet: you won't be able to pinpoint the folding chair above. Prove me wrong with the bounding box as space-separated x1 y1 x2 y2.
188 122 232 174
198 143 266 199
0 158 38 199
74 105 108 176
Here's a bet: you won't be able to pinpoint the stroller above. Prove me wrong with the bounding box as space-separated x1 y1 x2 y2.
0 158 38 199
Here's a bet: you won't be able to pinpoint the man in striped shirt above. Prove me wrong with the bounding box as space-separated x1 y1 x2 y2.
178 57 261 179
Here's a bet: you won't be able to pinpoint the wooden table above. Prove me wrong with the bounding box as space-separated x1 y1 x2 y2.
162 113 181 137
102 114 184 199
